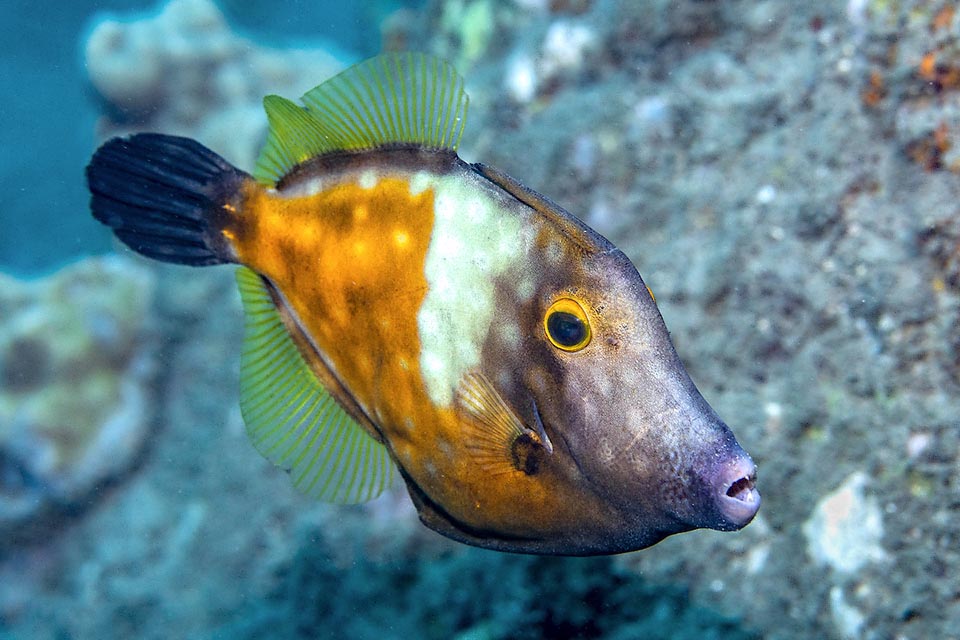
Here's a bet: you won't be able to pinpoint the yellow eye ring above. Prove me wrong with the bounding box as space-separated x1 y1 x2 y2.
544 298 592 352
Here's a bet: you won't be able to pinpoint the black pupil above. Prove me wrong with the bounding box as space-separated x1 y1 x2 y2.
547 311 586 346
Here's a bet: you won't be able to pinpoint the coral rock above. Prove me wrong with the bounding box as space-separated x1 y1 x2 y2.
84 0 346 168
0 256 155 536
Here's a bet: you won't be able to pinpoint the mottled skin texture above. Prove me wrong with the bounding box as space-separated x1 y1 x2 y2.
221 147 756 554
488 247 748 549
471 166 751 552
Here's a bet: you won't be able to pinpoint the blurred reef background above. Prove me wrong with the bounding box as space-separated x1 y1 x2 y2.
2 0 959 638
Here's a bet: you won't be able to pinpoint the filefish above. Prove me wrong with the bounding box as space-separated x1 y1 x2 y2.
86 53 759 555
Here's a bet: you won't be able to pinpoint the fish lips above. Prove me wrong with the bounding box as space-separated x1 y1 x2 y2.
703 447 761 531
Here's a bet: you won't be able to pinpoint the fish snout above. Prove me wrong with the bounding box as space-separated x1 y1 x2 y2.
710 451 760 530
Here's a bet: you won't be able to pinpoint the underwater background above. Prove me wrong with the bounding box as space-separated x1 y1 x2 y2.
2 0 959 638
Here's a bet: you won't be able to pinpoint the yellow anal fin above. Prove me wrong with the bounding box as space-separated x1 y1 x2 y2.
236 266 394 503
456 372 551 477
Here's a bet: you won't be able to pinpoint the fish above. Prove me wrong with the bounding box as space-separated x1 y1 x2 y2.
85 52 760 555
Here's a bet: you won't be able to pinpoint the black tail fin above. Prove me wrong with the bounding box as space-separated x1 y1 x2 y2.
86 133 251 266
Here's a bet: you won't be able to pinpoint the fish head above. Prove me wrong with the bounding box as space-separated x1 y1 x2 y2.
489 245 760 553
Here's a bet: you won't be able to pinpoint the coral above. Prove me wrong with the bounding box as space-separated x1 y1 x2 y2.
506 18 599 103
858 0 960 171
540 20 597 79
803 472 887 574
436 0 497 70
84 0 347 167
0 256 155 539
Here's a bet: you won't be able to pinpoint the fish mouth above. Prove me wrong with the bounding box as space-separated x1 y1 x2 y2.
713 454 760 530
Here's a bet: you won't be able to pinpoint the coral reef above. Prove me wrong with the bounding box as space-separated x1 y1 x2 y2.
85 0 346 168
0 256 155 541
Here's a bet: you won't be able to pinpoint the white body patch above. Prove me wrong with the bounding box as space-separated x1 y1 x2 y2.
417 172 533 406
516 276 536 302
359 170 378 189
497 322 521 349
280 169 380 199
279 175 326 198
409 171 432 196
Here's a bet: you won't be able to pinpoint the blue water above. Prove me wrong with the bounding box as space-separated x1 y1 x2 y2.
0 0 146 275
0 0 413 276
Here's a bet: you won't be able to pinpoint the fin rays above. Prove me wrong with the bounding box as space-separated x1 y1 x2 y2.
456 372 527 476
236 267 394 503
254 52 469 184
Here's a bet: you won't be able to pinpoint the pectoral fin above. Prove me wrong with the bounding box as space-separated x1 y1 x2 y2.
455 372 551 476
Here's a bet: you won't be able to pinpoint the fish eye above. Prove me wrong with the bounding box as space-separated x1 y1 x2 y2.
544 298 591 352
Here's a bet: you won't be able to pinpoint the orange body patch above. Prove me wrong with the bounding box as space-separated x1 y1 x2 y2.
229 178 436 447
223 174 607 539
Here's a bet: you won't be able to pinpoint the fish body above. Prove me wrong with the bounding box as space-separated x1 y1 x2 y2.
87 53 759 555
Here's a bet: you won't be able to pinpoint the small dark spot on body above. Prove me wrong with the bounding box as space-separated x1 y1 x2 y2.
512 433 542 475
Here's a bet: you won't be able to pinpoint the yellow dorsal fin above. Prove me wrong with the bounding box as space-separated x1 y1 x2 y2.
254 52 469 185
456 372 551 476
235 266 395 503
